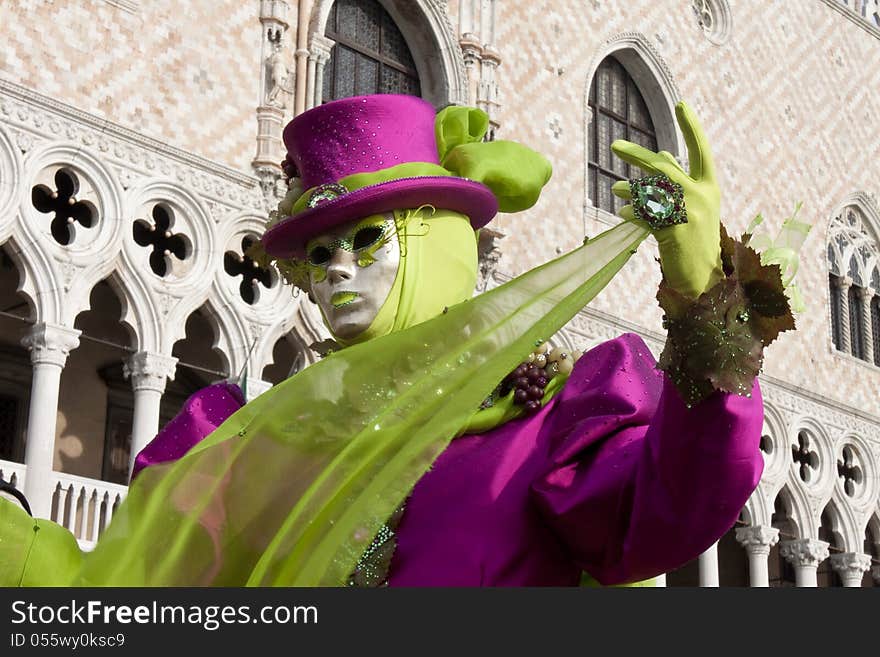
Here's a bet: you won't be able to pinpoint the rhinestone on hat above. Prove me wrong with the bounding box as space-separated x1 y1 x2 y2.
307 182 349 208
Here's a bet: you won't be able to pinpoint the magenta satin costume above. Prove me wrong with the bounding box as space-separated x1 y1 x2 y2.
133 333 763 586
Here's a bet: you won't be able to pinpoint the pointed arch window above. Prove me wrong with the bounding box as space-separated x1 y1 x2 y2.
587 56 659 215
827 204 880 363
323 0 420 102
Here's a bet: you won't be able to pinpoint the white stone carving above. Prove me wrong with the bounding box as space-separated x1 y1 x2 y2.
266 39 294 109
20 323 81 367
735 525 780 555
0 80 264 212
123 351 178 393
829 551 872 586
780 538 830 567
0 125 22 239
827 199 880 285
0 81 321 393
691 0 733 46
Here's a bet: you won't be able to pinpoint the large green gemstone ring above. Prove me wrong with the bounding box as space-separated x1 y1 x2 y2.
629 174 687 230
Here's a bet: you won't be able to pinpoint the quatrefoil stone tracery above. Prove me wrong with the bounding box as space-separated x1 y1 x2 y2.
224 235 273 305
791 432 820 484
31 169 96 245
837 445 863 498
132 205 189 278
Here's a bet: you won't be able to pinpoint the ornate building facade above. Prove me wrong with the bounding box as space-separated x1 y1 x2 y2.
0 0 878 587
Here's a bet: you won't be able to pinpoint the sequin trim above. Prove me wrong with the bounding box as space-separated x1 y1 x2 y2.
347 505 406 587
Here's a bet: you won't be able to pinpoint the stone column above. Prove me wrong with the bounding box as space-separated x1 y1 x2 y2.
20 323 80 519
294 46 310 116
834 276 852 352
830 552 872 587
698 541 719 587
459 0 475 37
482 0 501 132
460 36 482 107
309 34 334 109
735 525 779 587
858 287 875 363
124 351 178 477
480 47 501 134
780 538 829 587
305 52 318 111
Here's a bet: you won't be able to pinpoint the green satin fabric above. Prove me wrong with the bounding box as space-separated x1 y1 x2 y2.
436 106 553 213
69 220 649 586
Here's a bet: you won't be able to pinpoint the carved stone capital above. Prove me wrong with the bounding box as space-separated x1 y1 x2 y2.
779 538 830 568
459 33 483 63
735 525 780 555
832 275 853 290
124 351 177 392
254 165 284 207
829 552 872 579
21 323 80 367
857 286 875 300
481 45 502 66
309 33 335 62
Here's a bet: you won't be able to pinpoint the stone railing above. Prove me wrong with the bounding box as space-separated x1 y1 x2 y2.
49 472 128 550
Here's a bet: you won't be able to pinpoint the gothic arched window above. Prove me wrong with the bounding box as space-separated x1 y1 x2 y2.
587 56 659 215
827 204 880 364
323 0 421 102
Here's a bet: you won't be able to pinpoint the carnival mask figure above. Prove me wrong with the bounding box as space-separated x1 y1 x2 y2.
2 95 805 588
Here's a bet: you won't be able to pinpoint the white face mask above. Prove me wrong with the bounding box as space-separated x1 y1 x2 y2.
307 214 400 340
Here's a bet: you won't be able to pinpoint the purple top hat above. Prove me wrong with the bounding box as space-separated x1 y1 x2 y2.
262 94 498 259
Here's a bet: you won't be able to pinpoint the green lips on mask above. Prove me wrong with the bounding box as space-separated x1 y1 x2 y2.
331 291 359 308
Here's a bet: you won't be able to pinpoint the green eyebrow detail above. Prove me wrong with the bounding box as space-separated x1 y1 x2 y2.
305 216 395 271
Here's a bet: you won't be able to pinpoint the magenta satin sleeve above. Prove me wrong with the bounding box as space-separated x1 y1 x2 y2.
530 333 764 585
130 382 245 482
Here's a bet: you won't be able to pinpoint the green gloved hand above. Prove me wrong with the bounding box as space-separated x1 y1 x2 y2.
610 101 723 300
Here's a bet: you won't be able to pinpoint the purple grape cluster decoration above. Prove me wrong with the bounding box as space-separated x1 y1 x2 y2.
499 343 583 414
